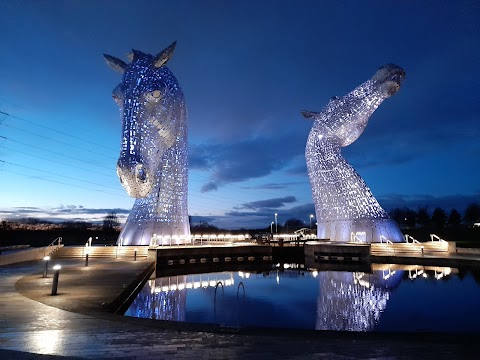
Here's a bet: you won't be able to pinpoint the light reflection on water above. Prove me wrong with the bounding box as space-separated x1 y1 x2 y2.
124 264 480 333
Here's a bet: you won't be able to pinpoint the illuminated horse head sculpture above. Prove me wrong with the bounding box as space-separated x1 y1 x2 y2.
104 42 190 246
302 64 406 243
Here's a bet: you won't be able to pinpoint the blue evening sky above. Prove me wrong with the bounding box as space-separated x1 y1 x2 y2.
0 0 478 229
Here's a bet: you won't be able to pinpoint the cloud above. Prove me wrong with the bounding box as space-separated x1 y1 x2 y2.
200 181 218 193
0 205 130 223
190 130 308 192
243 182 302 190
189 215 219 224
219 201 316 229
285 164 308 176
238 196 297 210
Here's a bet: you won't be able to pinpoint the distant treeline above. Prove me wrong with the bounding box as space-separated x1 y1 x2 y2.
1 204 479 247
0 212 121 247
387 203 480 230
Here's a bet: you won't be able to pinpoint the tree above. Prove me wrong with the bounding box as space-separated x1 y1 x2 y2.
417 208 431 228
103 212 119 231
447 209 462 227
284 218 304 233
464 203 480 225
190 221 219 233
431 207 447 229
405 209 417 229
62 220 92 230
0 220 10 230
389 208 412 229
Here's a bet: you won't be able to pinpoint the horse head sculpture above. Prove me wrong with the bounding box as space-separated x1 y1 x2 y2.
104 42 190 246
302 64 406 243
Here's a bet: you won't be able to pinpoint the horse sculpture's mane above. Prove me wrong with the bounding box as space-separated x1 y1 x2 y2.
303 64 406 243
104 42 190 246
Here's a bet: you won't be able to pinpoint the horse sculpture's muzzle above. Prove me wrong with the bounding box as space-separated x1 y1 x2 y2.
373 64 406 96
116 159 154 198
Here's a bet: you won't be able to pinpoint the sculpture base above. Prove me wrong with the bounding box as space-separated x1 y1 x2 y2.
316 218 404 243
118 221 191 246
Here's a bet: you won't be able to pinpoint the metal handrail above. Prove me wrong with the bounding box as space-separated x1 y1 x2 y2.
236 282 245 327
430 234 447 242
379 235 395 255
405 234 420 244
380 235 393 245
47 237 62 247
214 281 224 325
43 237 62 256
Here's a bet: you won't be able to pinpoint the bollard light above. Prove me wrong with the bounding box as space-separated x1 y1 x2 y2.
134 248 137 261
51 265 61 295
85 252 89 267
43 256 50 278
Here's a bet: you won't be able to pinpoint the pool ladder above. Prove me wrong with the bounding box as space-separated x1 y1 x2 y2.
214 281 246 329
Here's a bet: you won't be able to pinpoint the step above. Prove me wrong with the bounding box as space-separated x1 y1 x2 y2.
52 246 149 259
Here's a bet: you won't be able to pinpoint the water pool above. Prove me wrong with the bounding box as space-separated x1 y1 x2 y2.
125 263 480 333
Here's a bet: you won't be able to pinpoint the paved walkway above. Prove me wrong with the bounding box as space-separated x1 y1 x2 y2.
0 258 478 359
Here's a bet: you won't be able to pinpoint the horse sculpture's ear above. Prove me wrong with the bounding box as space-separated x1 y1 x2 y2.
153 41 177 68
301 110 319 120
127 49 148 62
104 54 127 73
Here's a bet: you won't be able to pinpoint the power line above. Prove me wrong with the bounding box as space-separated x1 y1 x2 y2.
0 144 113 178
0 167 128 198
0 135 113 171
0 160 124 193
0 110 117 152
0 121 117 160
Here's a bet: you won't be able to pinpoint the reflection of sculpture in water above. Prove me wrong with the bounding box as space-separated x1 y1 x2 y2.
316 269 402 331
303 64 406 242
125 277 187 322
104 42 189 246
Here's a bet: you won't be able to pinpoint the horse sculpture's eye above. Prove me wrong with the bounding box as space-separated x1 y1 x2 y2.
145 90 162 103
112 86 123 106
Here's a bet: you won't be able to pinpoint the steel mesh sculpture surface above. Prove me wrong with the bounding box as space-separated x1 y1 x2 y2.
303 64 406 243
104 42 189 245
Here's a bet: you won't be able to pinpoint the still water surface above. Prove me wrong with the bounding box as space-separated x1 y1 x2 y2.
125 264 480 333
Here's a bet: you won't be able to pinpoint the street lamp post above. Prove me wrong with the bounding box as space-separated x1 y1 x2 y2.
270 221 274 234
43 256 50 278
275 213 278 233
310 214 314 230
51 265 61 296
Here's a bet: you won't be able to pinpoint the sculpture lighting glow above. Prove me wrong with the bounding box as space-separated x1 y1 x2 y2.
104 42 189 245
303 64 406 243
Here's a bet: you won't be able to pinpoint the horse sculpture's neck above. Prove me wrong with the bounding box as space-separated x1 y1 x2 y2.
305 82 388 222
303 64 406 243
123 124 189 245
